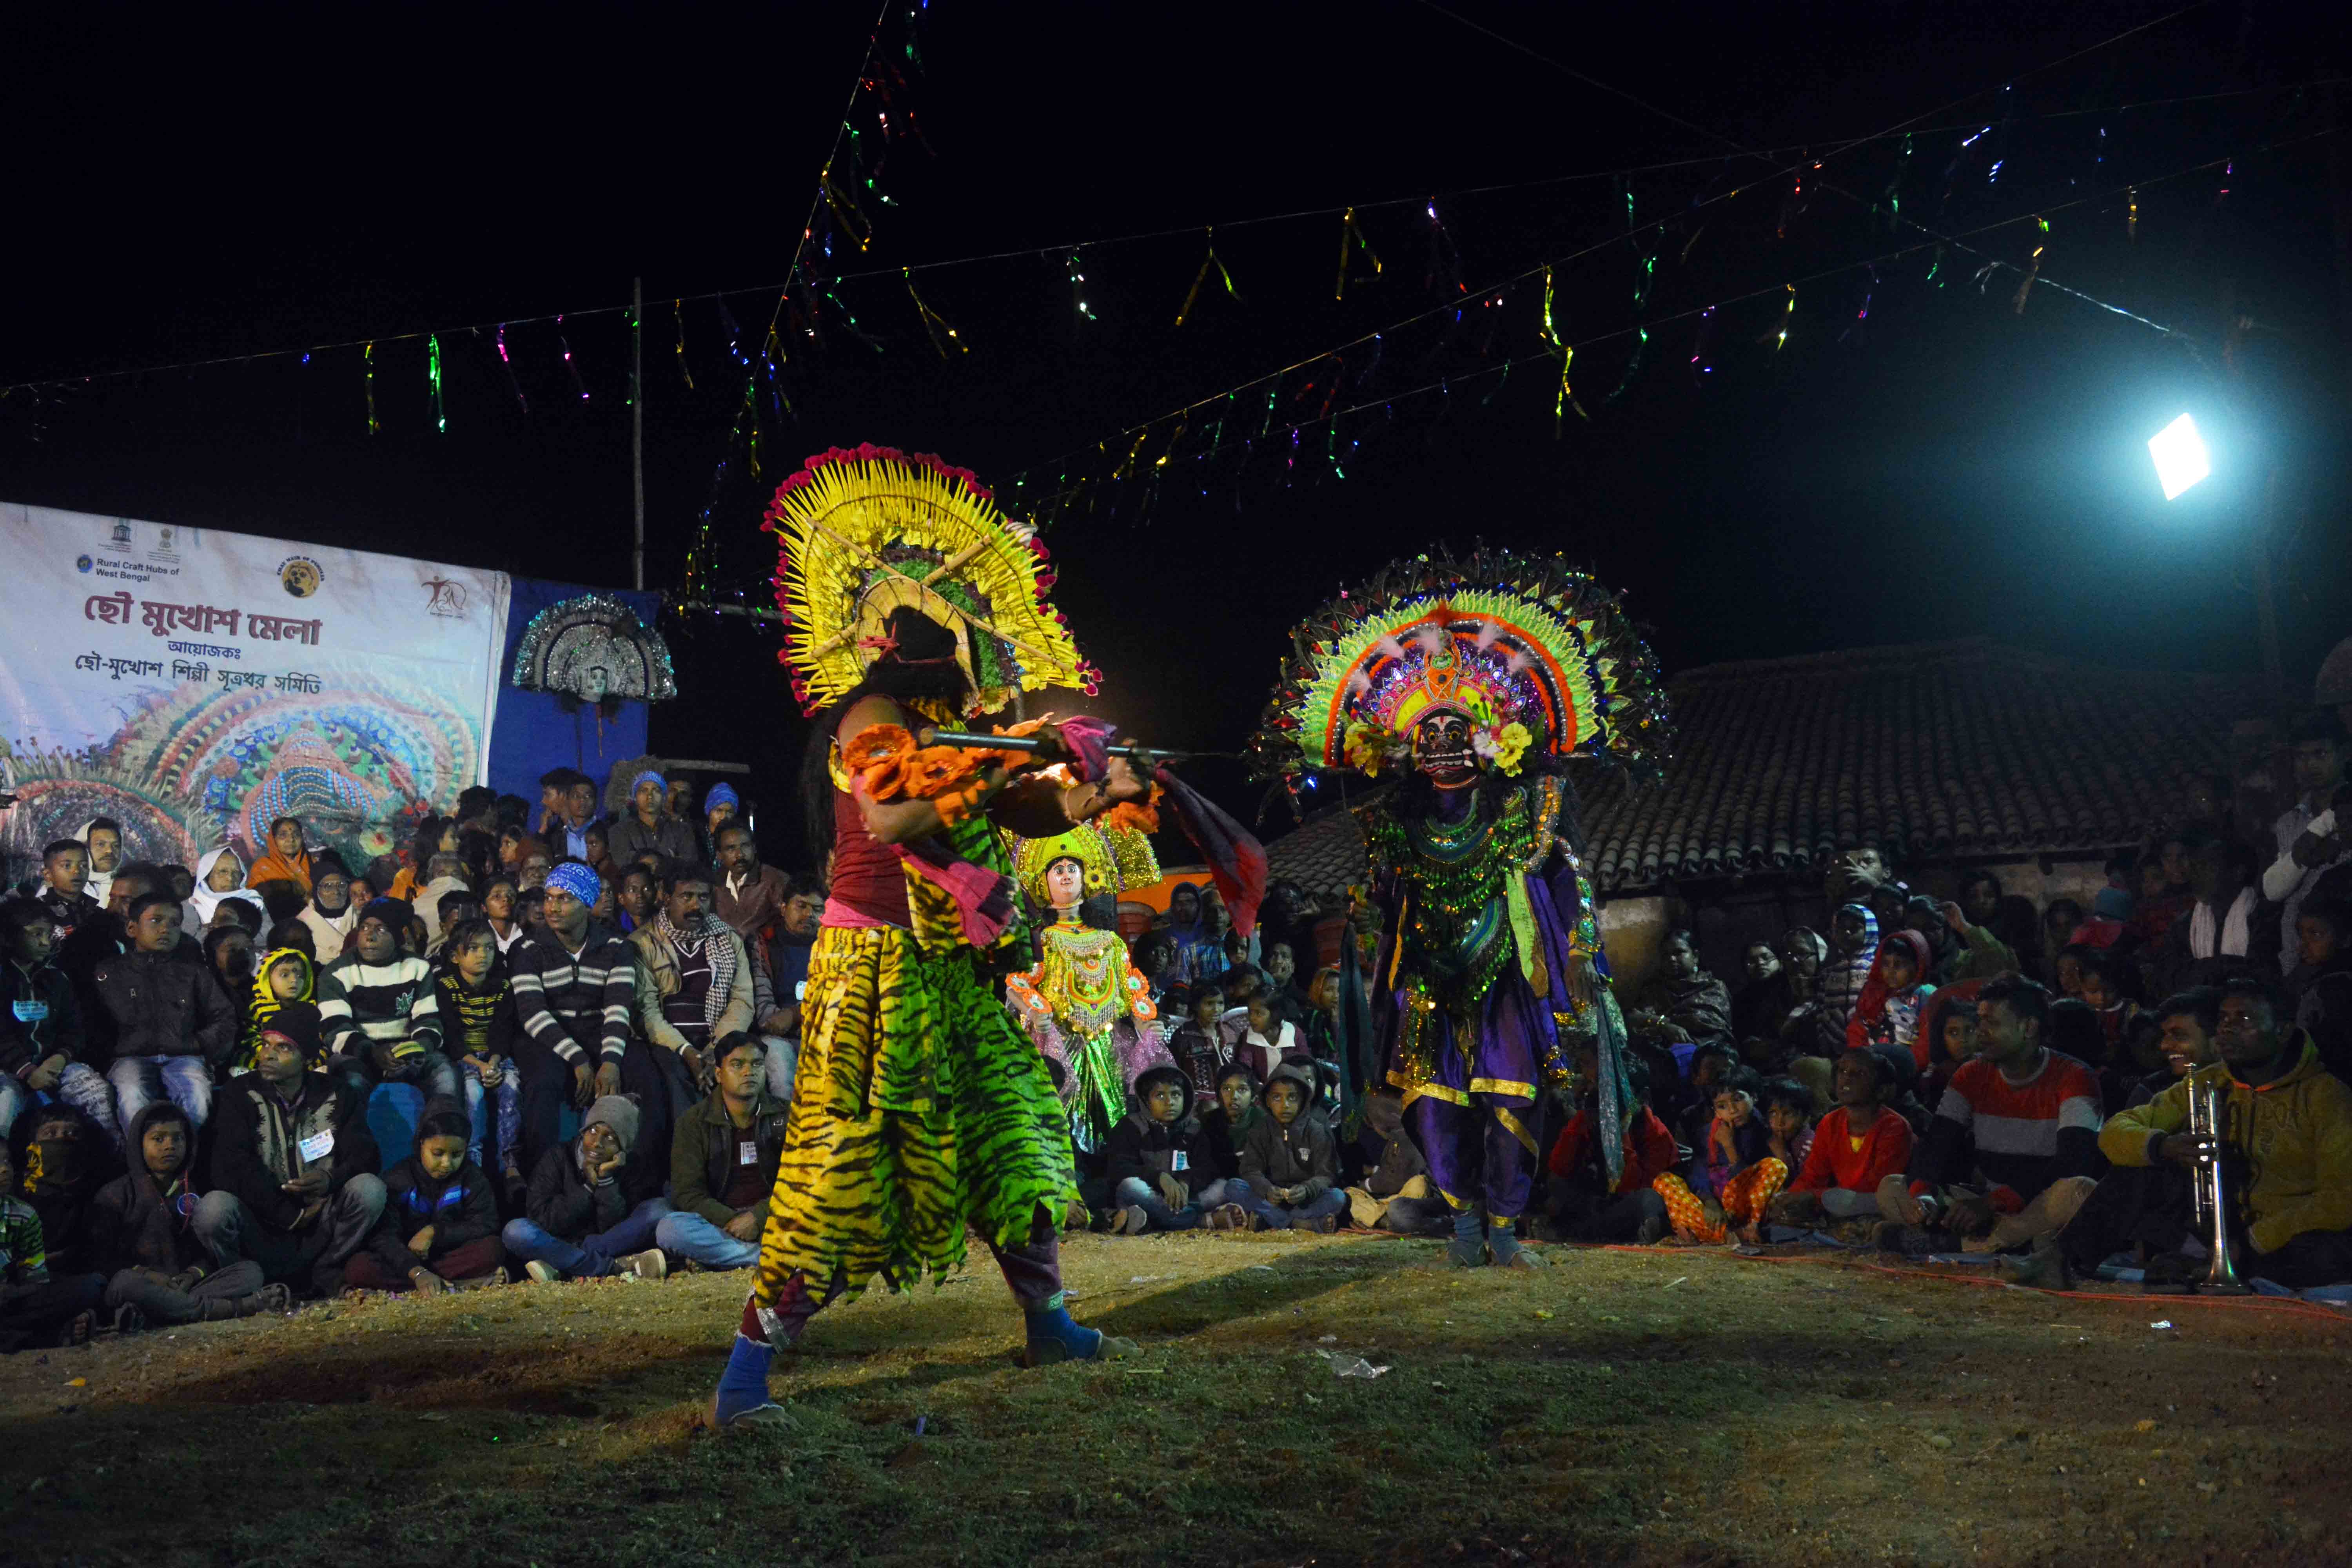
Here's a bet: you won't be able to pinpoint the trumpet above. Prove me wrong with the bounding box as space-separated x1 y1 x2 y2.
2186 1073 2248 1294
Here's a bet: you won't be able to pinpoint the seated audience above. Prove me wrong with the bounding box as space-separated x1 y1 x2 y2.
89 1103 286 1326
1918 894 2017 985
200 1028 388 1295
1877 975 2102 1256
1539 1051 1675 1245
1761 1076 1816 1171
35 838 98 937
1769 1049 1915 1235
79 817 126 907
2089 978 2352 1289
482 874 526 955
346 1103 506 1294
0 895 114 1144
1165 983 1225 1109
615 864 658 935
1732 939 1794 1059
630 860 754 1107
1224 993 1303 1087
2158 827 2275 991
1234 1063 1343 1232
434 919 521 1182
608 769 699 869
98 889 235 1142
2287 899 2352 1080
246 816 315 898
501 1095 670 1282
236 947 321 1074
1631 930 1735 1054
1347 1089 1450 1236
297 856 358 965
1654 1072 1788 1245
654 1033 788 1271
1846 927 1937 1062
0 1137 108 1352
318 898 461 1105
712 822 791 943
1104 1064 1247 1234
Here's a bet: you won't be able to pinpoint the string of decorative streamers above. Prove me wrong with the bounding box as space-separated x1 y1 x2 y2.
1000 136 2328 533
6 74 2329 403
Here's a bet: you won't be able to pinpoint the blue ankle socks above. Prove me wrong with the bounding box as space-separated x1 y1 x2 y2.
714 1334 777 1426
1024 1304 1105 1362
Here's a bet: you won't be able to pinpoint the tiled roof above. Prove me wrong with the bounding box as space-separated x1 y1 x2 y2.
1576 638 2256 891
1263 800 1371 902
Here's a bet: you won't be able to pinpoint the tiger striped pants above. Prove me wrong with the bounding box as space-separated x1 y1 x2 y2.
1652 1159 1789 1244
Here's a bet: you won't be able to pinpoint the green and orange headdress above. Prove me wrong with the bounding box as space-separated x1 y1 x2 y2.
1245 546 1672 784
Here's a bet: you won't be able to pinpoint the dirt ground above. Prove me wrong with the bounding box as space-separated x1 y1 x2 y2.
5 1232 2349 1567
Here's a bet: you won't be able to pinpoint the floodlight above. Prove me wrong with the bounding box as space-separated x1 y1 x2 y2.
2149 412 2211 501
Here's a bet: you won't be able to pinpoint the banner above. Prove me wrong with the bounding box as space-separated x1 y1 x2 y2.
0 503 509 889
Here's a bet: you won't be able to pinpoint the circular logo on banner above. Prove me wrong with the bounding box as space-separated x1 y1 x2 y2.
278 557 324 598
75 555 93 573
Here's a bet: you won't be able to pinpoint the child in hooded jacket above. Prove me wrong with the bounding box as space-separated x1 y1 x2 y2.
88 1101 285 1327
1846 929 1940 1061
1197 1061 1262 1184
347 1102 505 1293
234 948 322 1074
1235 1062 1346 1232
1102 1065 1249 1233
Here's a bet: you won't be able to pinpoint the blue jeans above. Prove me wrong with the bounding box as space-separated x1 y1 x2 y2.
1234 1175 1347 1230
461 1059 522 1169
1114 1175 1246 1232
332 1047 462 1108
653 1209 760 1270
763 1035 797 1102
501 1196 671 1278
108 1056 214 1145
0 1062 118 1150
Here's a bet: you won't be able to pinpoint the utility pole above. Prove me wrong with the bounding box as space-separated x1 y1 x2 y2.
632 275 646 593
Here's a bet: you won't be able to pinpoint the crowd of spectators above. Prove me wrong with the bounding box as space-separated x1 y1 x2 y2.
2 710 2348 1352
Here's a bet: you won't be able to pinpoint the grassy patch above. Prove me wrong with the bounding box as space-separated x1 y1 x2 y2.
5 1234 2350 1565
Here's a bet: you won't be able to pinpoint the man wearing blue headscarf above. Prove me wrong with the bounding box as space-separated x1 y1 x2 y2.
608 769 698 872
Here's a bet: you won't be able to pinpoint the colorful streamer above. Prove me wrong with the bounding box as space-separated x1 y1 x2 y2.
1334 205 1382 300
495 323 528 413
904 267 967 356
363 342 379 436
1063 249 1096 322
673 299 696 389
1174 228 1241 328
427 334 445 434
556 314 589 402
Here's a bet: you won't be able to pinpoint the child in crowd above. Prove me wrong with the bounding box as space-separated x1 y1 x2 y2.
1225 993 1302 1087
501 1096 670 1282
88 1102 286 1327
1768 1049 1915 1238
1846 929 1938 1059
347 1103 506 1294
236 948 320 1073
1761 1077 1816 1172
1198 1061 1261 1188
0 1137 107 1350
434 918 520 1183
1165 984 1225 1110
35 839 96 936
1104 1065 1247 1233
1235 1062 1344 1231
1345 1090 1449 1235
1654 1073 1789 1245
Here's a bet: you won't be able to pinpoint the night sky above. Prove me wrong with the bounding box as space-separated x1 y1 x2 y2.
7 3 2347 870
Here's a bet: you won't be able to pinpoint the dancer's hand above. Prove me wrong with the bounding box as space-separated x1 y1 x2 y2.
1103 755 1153 803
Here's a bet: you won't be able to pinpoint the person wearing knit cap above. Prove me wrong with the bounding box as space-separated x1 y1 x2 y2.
499 1093 670 1282
508 859 677 1192
608 769 697 873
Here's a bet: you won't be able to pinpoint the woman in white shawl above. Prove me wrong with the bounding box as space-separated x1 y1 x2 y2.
183 846 247 936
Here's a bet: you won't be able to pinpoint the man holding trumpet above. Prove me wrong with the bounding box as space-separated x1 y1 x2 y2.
2018 978 2352 1290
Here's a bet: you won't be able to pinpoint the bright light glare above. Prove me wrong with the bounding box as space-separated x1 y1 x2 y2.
2149 412 2211 501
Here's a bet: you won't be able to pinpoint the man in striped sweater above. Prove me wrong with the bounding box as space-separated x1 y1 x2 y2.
317 899 461 1106
509 861 672 1196
1877 974 2104 1256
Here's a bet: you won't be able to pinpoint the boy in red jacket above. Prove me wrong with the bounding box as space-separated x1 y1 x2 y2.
1770 1049 1915 1238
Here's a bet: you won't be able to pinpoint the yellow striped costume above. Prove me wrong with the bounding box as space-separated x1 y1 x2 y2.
749 810 1078 1301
